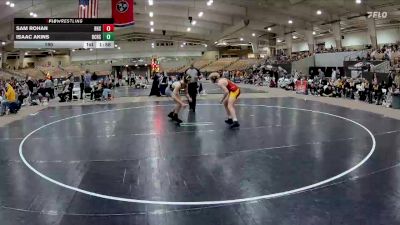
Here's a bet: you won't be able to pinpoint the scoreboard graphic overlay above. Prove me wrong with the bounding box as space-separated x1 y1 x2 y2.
14 18 115 49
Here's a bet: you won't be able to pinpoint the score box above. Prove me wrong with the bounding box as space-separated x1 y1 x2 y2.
102 32 115 41
103 24 114 32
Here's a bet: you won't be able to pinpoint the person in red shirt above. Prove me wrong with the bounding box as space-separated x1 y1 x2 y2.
209 72 240 128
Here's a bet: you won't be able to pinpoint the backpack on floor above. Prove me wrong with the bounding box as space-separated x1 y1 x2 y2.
9 102 21 114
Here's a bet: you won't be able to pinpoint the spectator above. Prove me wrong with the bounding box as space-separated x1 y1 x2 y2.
68 76 74 100
372 73 378 85
91 72 98 81
26 77 34 94
374 81 384 105
102 82 112 100
336 68 341 79
80 73 85 99
222 70 229 78
322 85 334 97
358 79 367 101
366 52 371 61
83 71 92 95
294 70 299 80
273 69 279 87
1 83 16 116
17 82 29 106
90 81 103 100
58 80 71 102
394 73 400 88
149 73 161 96
130 71 136 86
318 68 325 78
159 72 169 96
331 68 336 81
44 78 54 99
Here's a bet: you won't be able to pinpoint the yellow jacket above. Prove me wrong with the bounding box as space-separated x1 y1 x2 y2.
5 83 16 101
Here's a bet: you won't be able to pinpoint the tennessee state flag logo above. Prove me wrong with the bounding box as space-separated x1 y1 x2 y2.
116 0 129 13
112 0 135 27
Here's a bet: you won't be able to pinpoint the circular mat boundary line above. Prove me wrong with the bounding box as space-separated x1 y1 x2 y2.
19 104 376 205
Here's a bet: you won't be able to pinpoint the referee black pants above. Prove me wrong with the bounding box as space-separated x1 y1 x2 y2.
188 82 198 112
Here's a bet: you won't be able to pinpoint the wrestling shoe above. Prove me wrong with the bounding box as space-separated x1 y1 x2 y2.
168 112 174 119
172 114 183 124
225 118 233 125
230 121 240 129
174 117 183 124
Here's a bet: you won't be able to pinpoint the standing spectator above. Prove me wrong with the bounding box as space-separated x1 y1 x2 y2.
387 71 394 88
372 73 378 85
331 68 336 81
185 64 201 112
273 69 279 87
80 73 85 99
309 69 315 80
91 72 98 82
149 73 161 96
336 68 341 79
84 70 92 94
294 70 299 80
145 71 150 84
318 68 325 78
68 75 74 101
127 71 132 86
117 71 122 87
159 72 169 96
130 71 136 86
222 70 229 78
26 77 34 94
44 78 54 99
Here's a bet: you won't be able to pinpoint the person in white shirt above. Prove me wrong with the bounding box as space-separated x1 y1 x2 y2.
331 68 336 81
294 70 299 80
165 75 192 124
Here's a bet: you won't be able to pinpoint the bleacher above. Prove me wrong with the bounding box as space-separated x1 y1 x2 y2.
15 66 82 79
225 59 260 71
160 61 189 73
62 65 85 76
95 70 111 76
0 70 18 80
17 68 45 79
178 59 213 73
37 66 66 78
201 58 238 72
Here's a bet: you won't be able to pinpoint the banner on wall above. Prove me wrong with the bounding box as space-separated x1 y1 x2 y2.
151 58 159 73
112 0 135 27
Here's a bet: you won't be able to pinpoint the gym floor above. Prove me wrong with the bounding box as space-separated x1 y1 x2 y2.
1 97 400 225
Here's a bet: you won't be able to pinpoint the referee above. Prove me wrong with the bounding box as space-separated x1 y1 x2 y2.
185 64 201 112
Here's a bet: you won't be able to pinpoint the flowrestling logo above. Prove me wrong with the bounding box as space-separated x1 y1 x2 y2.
367 11 388 19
